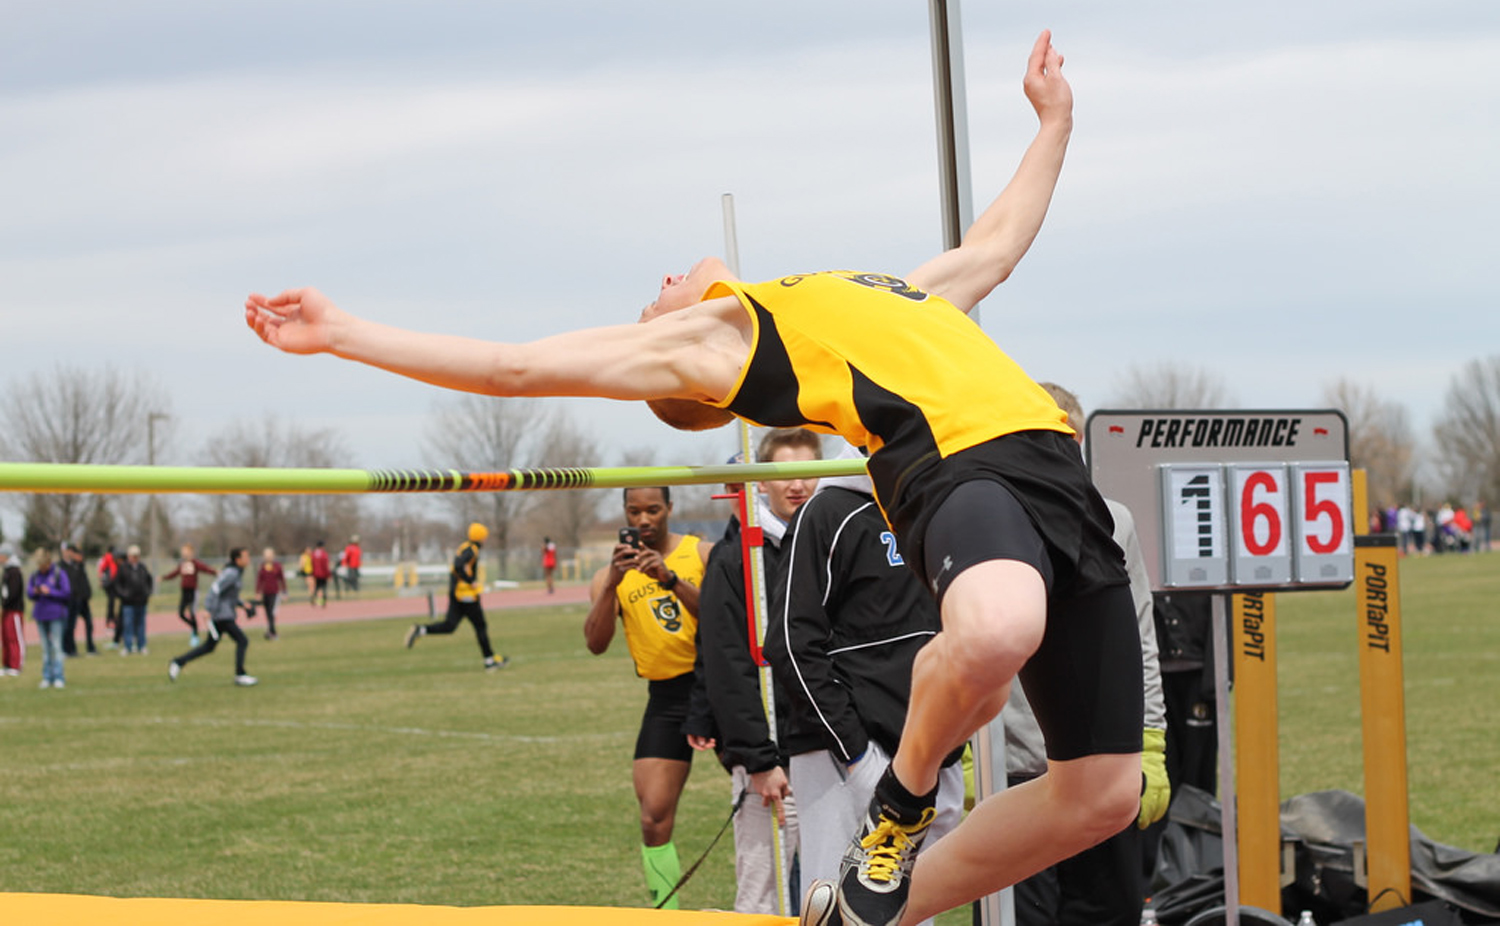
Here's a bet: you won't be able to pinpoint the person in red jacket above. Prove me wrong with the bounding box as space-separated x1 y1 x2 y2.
162 544 217 646
340 536 362 594
98 546 122 649
541 537 558 594
310 540 331 607
256 547 288 640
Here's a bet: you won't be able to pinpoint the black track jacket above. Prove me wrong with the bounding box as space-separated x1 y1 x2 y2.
764 486 944 766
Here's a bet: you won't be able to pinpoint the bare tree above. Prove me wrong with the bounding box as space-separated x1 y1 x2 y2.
423 394 548 578
1108 362 1234 409
1320 379 1416 509
197 416 359 557
1433 356 1500 505
0 365 169 548
528 410 606 554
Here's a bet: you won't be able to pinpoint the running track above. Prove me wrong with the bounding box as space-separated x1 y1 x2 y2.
19 583 590 646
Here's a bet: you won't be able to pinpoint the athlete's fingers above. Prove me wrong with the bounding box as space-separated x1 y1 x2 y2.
1027 29 1052 76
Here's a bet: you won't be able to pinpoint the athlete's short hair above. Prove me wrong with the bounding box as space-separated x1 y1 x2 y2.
757 427 821 462
1038 382 1083 429
623 486 671 506
647 398 735 432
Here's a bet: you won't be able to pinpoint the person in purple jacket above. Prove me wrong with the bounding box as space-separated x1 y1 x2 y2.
27 549 72 689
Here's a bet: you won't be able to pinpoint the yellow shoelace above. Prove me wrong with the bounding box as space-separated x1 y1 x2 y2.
859 808 936 882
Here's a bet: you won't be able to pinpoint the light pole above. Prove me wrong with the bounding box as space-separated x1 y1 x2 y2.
146 412 169 578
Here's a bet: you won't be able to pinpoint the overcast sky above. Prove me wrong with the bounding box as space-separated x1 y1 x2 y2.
4 2 1497 491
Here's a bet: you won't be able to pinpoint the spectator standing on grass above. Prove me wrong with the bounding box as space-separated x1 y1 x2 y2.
542 537 558 594
115 545 154 656
340 536 362 593
256 547 287 640
310 540 331 606
1 545 26 676
685 427 820 914
27 549 72 690
168 547 258 687
162 543 217 647
405 522 509 671
585 487 711 910
98 545 122 649
59 543 97 656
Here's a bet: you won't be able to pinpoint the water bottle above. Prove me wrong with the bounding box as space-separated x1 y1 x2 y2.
1140 900 1160 926
1297 912 1316 926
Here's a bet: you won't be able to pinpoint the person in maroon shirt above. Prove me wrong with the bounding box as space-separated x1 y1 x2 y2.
310 540 331 607
162 544 217 646
256 547 288 640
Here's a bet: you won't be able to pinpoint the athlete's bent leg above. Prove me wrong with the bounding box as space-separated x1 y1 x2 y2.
890 560 1046 796
899 753 1141 926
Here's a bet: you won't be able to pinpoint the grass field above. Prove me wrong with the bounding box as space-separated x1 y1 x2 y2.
0 552 1495 908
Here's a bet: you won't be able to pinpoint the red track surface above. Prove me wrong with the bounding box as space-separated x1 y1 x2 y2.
20 583 590 645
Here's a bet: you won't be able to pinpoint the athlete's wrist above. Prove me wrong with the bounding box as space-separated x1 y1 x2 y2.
660 571 679 591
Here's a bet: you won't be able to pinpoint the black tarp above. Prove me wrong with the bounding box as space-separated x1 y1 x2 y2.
1149 786 1500 925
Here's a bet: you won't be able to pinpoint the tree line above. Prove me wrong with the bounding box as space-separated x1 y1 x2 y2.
8 360 1499 567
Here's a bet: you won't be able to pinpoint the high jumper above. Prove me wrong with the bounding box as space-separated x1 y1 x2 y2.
247 31 1144 926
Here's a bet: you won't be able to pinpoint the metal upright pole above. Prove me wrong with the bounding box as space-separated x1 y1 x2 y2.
930 6 1011 926
929 0 975 252
146 412 168 578
723 192 790 915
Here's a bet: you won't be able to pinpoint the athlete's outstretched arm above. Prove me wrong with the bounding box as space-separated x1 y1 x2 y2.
246 287 722 402
907 30 1073 314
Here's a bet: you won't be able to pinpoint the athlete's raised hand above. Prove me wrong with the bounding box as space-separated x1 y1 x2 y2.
245 287 346 355
1023 30 1072 127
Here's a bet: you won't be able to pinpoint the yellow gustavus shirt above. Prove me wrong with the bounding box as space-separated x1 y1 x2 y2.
614 534 705 680
706 271 1069 518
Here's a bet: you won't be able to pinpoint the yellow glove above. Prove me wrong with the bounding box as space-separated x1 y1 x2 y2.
1138 727 1170 829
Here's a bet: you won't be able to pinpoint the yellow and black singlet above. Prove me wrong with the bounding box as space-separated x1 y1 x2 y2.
615 534 705 680
706 272 1070 520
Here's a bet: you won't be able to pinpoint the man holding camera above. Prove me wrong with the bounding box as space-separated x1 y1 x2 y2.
585 486 712 909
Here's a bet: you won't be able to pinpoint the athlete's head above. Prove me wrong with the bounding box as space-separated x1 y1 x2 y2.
468 522 489 543
639 257 734 322
639 257 739 432
758 428 822 523
637 257 740 432
622 486 672 550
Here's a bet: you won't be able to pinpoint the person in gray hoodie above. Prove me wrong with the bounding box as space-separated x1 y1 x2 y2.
167 548 257 687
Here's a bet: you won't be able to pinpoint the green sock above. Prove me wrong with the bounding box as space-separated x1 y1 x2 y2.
641 841 681 910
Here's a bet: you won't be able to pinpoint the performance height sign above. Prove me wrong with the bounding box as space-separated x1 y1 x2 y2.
1086 410 1353 592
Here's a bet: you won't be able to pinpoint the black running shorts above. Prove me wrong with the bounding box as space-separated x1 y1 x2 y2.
921 477 1144 762
634 672 695 762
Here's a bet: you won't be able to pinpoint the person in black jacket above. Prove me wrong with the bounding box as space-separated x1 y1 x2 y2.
115 545 154 655
684 427 820 914
59 543 97 656
763 455 965 903
1 545 25 676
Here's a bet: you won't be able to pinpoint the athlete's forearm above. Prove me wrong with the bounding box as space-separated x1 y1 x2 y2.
583 586 620 654
329 314 525 397
961 117 1072 286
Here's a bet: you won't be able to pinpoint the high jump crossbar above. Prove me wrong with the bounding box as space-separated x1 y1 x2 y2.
0 459 866 496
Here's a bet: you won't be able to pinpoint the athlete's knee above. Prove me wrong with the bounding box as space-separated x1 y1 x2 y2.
639 806 677 844
1049 756 1142 847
